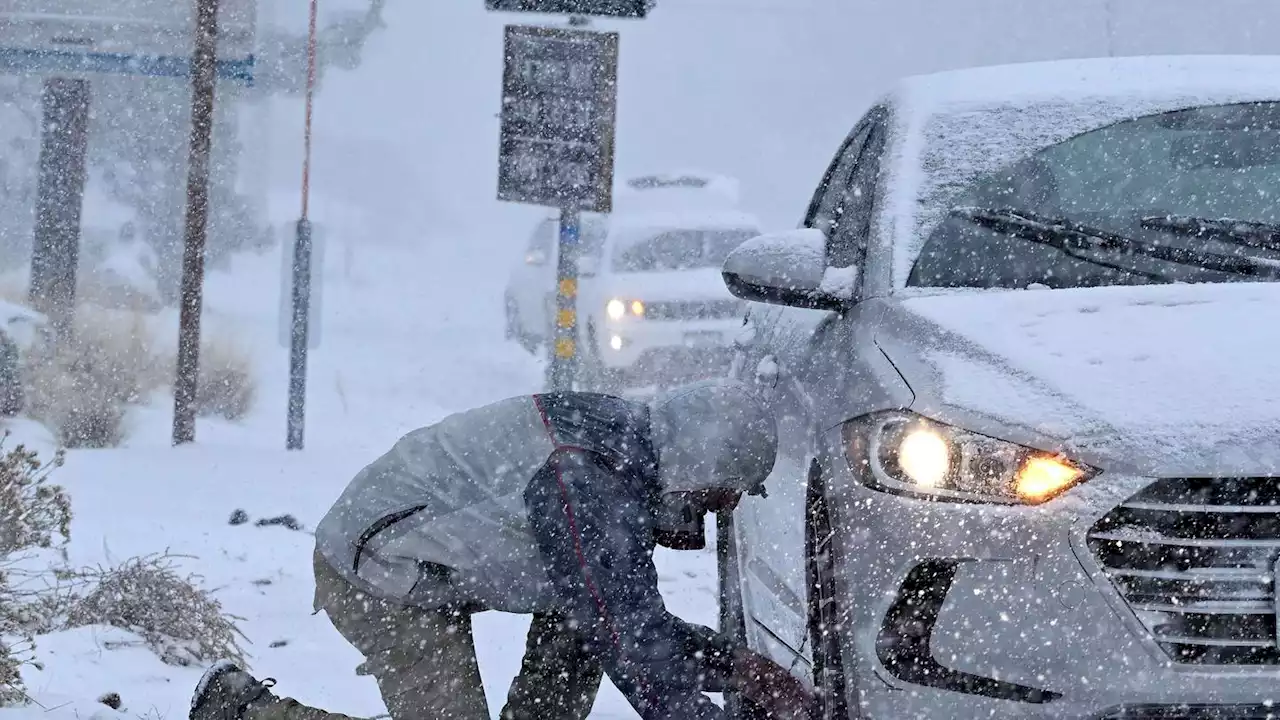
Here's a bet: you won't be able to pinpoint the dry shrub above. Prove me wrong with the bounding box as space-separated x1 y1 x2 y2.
63 553 248 668
0 278 25 307
75 274 163 314
0 439 69 706
0 638 25 706
0 437 69 556
23 308 164 448
0 438 246 706
194 333 255 421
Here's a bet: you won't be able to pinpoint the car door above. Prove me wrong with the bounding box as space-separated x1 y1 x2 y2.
731 302 828 678
730 108 889 674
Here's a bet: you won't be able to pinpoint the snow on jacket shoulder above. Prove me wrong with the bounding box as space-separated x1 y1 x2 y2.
313 392 659 613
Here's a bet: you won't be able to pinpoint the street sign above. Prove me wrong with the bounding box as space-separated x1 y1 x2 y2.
486 0 652 19
498 24 618 214
0 0 256 84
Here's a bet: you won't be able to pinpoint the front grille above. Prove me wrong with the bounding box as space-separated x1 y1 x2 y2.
643 299 743 321
1087 477 1280 665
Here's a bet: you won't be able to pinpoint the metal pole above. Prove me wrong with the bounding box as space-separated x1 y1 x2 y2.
29 78 90 347
286 0 320 450
172 0 221 446
548 208 580 391
286 219 313 450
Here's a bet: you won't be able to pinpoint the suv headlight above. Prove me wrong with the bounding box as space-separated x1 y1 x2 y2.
606 298 645 320
843 411 1097 505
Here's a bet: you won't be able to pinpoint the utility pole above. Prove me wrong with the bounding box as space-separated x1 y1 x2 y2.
286 0 320 451
172 0 221 445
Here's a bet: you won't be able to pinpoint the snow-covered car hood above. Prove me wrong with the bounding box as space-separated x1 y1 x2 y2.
874 282 1280 477
592 267 739 304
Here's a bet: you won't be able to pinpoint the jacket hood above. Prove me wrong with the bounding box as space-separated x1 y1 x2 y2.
876 282 1280 476
648 379 778 494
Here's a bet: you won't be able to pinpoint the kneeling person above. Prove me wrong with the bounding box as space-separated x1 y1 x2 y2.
190 380 810 720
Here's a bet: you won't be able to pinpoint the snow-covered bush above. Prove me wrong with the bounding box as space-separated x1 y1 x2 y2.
23 308 165 448
0 440 247 704
0 441 69 556
0 438 69 707
62 553 248 668
195 334 256 421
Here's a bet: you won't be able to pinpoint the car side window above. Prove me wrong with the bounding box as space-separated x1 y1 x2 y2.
828 122 886 268
804 108 889 270
805 123 873 239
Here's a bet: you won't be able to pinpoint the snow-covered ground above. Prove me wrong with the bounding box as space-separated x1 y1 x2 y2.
1 228 719 720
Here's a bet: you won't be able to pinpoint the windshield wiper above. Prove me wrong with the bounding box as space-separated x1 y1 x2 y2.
1140 215 1280 253
952 206 1280 280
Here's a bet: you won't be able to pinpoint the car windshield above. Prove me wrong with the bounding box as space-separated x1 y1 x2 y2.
611 228 757 272
908 101 1280 289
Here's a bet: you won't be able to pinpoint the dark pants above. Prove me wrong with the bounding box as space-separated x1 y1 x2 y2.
264 551 605 720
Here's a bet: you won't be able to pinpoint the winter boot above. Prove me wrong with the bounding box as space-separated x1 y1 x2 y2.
190 661 279 720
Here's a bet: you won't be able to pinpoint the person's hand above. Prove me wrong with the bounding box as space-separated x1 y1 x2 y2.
731 648 813 719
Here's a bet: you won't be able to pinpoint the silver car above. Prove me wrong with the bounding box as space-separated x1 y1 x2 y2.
717 56 1280 719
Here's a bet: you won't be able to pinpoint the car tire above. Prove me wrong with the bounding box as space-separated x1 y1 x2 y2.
807 461 854 719
716 511 748 718
716 511 775 720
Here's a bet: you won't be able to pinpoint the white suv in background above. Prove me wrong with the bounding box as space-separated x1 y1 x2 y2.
579 208 761 389
503 212 607 353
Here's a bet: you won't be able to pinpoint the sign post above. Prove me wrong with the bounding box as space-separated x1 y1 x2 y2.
550 209 581 390
0 0 256 445
172 0 223 446
497 23 618 391
29 77 90 344
0 1 257 81
278 222 325 351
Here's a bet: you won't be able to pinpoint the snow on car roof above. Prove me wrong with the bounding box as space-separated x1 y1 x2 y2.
604 209 762 256
895 55 1280 114
881 55 1280 286
607 209 760 236
611 171 743 218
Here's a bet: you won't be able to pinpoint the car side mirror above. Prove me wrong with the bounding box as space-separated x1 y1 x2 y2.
524 249 548 266
578 255 599 278
721 228 853 311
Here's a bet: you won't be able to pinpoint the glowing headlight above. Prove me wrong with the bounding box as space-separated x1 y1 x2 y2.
896 427 951 488
844 412 1096 505
606 298 645 320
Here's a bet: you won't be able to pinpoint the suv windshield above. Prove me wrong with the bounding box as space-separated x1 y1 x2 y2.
612 228 757 273
909 102 1280 289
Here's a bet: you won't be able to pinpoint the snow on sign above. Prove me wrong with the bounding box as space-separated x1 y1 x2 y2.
498 24 618 214
0 0 256 84
486 0 653 19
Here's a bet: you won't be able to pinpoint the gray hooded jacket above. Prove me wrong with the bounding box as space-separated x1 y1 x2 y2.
313 380 777 720
314 379 776 611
